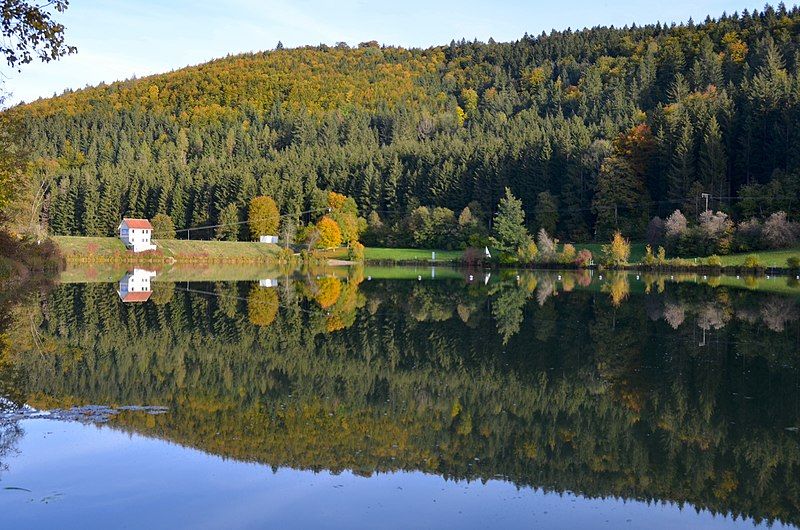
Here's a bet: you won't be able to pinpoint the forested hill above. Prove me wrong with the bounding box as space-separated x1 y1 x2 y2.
11 5 800 241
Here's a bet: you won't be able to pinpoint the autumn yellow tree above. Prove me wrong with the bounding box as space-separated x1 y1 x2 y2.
327 191 363 245
316 215 343 249
248 196 280 240
602 231 631 266
327 191 348 211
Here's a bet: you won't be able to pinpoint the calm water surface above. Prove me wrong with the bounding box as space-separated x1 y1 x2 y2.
1 267 799 529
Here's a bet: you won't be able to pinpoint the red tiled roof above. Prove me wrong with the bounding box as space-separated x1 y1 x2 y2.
122 291 152 303
122 218 153 229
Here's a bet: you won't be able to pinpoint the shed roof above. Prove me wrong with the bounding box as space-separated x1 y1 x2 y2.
121 291 152 303
121 218 153 229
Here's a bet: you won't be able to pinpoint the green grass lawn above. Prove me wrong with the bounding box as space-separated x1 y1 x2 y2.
53 236 280 263
364 247 463 262
700 247 800 268
318 247 464 262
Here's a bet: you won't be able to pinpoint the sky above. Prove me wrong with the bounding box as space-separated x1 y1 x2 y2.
2 0 787 105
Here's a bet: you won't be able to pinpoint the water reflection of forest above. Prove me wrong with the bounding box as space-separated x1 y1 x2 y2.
3 270 800 526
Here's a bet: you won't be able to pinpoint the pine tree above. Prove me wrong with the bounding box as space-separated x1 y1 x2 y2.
667 119 695 206
215 203 240 241
533 191 559 235
699 117 728 208
490 187 528 254
592 156 644 238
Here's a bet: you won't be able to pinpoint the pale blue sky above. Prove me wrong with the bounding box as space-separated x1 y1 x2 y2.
3 0 785 105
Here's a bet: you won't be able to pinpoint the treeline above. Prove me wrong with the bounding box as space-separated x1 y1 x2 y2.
4 276 800 524
8 4 800 243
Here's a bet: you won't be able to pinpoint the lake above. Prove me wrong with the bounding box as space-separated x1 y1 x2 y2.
1 266 799 529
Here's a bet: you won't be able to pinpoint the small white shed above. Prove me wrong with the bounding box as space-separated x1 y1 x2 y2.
119 218 157 252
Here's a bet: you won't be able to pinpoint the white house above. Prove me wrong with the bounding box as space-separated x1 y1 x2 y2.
118 218 157 252
259 278 278 288
117 268 157 303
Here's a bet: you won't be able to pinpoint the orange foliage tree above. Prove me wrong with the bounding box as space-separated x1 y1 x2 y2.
316 216 342 248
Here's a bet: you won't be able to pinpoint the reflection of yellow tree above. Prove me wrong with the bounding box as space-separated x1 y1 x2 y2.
303 272 365 333
247 286 279 327
315 277 342 308
520 273 538 293
602 272 630 307
324 276 365 332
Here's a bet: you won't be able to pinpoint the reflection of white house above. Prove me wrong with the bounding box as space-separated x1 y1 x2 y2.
118 218 157 252
117 268 157 303
259 278 278 288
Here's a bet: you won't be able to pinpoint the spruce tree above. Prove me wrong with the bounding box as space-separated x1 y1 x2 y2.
490 187 528 254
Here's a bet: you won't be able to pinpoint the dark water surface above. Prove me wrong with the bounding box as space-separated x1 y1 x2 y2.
1 268 799 529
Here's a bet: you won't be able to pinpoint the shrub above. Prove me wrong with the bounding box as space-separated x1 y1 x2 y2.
642 245 656 266
699 211 733 254
787 256 800 270
657 246 667 264
601 231 630 266
763 211 797 249
559 243 576 264
516 240 538 264
536 228 558 262
743 255 764 269
734 218 762 252
574 249 592 268
664 210 688 240
675 226 706 257
706 255 723 268
348 241 365 261
463 247 485 267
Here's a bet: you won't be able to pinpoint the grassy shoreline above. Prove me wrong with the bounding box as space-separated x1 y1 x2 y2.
52 236 800 276
54 236 280 264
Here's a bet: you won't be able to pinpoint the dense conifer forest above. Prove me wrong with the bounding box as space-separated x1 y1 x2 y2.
9 4 800 244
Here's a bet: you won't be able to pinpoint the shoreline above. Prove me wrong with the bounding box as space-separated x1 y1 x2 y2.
54 236 281 265
51 236 800 277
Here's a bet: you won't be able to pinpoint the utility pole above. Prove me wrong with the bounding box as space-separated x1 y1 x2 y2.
701 193 710 213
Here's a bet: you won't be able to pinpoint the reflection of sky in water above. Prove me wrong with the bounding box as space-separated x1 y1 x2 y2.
0 419 787 530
